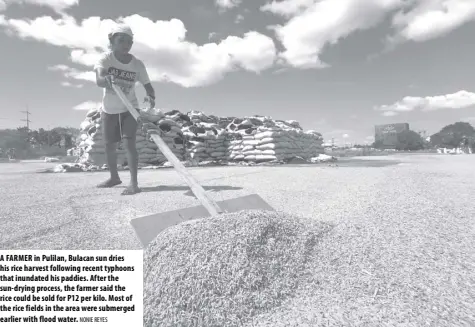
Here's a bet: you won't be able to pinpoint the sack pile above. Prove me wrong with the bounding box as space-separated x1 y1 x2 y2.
225 117 324 162
142 109 188 164
182 111 232 162
182 124 229 162
75 108 186 166
74 108 324 166
227 128 323 162
76 109 126 166
437 147 472 155
310 154 337 163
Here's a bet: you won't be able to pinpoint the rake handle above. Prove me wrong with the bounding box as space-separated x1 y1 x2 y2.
111 84 223 216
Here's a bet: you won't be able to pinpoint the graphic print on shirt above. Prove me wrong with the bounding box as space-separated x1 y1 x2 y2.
107 67 137 95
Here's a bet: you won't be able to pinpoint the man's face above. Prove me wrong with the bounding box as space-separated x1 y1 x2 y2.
112 33 133 53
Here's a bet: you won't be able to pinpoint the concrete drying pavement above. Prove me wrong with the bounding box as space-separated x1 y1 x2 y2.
2 154 474 325
0 154 473 252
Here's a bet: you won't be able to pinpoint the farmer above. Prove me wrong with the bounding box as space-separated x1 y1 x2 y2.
94 24 155 195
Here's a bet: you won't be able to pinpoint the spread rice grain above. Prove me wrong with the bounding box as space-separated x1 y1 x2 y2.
143 210 333 327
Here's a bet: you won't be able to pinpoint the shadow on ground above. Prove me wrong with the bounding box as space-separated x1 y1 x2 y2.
331 159 401 167
283 159 401 168
117 185 243 197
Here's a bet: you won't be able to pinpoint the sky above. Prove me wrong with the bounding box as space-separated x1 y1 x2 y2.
0 0 474 145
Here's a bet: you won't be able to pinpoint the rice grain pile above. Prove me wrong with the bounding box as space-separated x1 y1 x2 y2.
143 210 333 327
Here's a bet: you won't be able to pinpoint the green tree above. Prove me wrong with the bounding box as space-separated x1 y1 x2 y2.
430 122 475 148
0 129 29 152
395 130 424 150
37 128 49 145
48 129 62 146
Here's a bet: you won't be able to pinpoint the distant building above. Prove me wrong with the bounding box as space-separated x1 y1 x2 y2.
374 123 410 148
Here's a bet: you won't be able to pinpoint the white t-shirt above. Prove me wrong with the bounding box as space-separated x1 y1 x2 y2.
94 51 151 114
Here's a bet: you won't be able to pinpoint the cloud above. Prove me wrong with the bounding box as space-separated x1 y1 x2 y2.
260 0 315 18
382 111 398 117
0 14 276 87
216 0 241 10
0 0 78 13
61 81 83 88
70 49 102 66
461 116 475 123
235 14 244 24
325 129 352 137
261 0 475 68
73 100 101 110
262 0 404 68
389 0 475 44
375 90 475 116
48 64 95 82
342 133 349 138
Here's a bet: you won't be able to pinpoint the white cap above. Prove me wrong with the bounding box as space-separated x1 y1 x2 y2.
108 24 133 39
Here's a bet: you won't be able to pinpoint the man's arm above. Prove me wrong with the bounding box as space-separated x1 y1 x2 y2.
138 60 154 100
143 83 155 98
95 67 111 88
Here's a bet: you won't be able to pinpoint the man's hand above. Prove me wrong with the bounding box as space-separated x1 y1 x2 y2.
104 75 116 90
144 95 155 109
136 115 146 134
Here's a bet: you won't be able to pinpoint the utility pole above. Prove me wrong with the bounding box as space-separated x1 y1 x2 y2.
20 106 32 131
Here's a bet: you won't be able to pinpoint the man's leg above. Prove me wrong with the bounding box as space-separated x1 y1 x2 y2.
120 112 140 195
97 112 122 188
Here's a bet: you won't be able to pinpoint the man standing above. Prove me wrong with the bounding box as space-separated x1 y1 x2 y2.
94 24 155 195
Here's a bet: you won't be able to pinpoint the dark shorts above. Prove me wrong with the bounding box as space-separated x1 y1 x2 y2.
101 111 137 144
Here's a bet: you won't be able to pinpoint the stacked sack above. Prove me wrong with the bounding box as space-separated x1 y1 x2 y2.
144 109 188 163
225 117 324 162
182 125 229 162
181 111 233 162
75 108 188 166
134 108 162 165
120 108 188 165
74 107 324 166
76 109 126 166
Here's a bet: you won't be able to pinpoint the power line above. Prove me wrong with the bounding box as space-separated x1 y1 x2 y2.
20 106 32 131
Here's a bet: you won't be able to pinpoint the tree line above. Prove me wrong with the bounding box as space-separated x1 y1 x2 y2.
372 122 474 151
0 126 80 152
